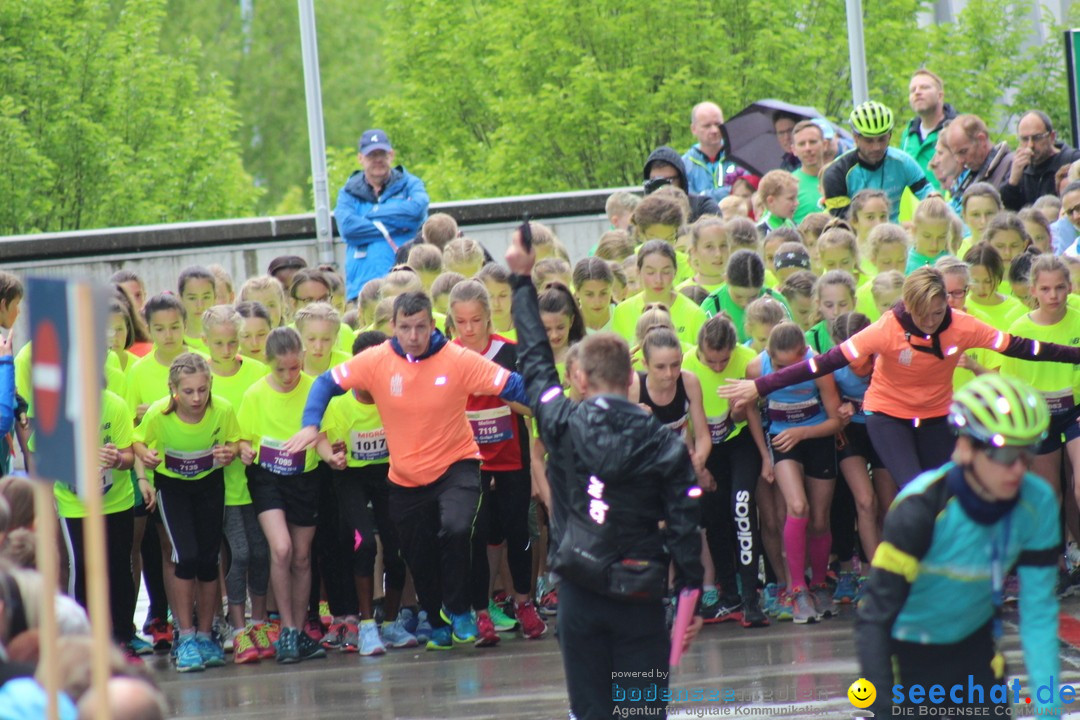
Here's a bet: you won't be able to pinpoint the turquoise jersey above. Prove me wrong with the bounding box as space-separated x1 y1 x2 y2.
822 146 931 222
856 462 1060 712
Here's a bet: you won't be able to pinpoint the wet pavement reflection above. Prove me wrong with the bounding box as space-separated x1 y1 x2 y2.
154 602 1080 719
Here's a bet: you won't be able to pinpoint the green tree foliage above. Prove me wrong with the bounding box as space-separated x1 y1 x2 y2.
373 0 1075 201
0 0 259 234
160 0 385 214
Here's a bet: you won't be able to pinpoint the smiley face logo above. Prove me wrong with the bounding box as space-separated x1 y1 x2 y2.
848 678 876 708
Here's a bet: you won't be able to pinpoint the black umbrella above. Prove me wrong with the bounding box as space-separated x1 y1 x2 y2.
721 99 852 176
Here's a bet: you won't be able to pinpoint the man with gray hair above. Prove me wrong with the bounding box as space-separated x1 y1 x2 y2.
945 113 1013 199
1001 110 1080 211
682 101 745 203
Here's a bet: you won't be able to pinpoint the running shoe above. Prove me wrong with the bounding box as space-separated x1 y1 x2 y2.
740 593 770 629
127 635 153 657
762 584 784 617
810 584 837 618
399 607 420 635
440 607 478 644
381 618 419 649
358 621 386 656
297 629 328 661
791 588 820 624
426 625 453 651
320 622 345 650
704 594 743 624
195 634 226 667
233 630 260 665
415 611 433 644
174 636 204 673
699 588 721 618
213 615 232 653
515 599 548 639
276 627 300 664
487 599 518 632
318 601 332 626
1057 568 1080 599
474 610 501 647
492 591 514 616
145 617 173 651
774 591 794 622
340 622 359 653
538 585 559 616
302 617 325 643
250 622 275 659
833 572 859 604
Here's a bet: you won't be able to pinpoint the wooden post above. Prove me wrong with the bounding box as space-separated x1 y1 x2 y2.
33 482 60 720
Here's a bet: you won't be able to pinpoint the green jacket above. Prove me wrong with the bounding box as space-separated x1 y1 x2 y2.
899 103 957 192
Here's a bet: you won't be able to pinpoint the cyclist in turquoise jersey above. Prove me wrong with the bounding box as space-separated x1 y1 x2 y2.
823 101 932 223
856 374 1060 717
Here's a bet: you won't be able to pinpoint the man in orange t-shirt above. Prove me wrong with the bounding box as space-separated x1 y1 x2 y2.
286 291 529 649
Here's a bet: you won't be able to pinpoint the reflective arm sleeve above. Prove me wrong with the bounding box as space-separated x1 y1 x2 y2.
753 345 850 397
301 371 347 429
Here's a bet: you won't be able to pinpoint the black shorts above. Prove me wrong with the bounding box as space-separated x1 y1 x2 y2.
769 432 837 480
837 422 885 469
246 464 321 527
1037 406 1080 455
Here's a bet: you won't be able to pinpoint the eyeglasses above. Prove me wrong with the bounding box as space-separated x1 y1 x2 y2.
947 288 969 299
1018 131 1050 145
975 441 1037 467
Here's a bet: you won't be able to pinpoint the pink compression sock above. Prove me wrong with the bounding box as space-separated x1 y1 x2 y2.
783 516 810 592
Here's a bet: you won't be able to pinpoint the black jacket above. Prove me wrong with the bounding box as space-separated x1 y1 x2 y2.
643 146 721 221
510 274 703 595
1000 142 1080 211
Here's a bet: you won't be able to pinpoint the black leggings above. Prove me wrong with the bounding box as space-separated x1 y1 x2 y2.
702 431 762 600
558 580 669 720
470 468 532 608
156 470 225 582
140 511 169 622
61 509 136 644
389 460 481 624
866 413 954 488
331 464 406 610
310 464 353 618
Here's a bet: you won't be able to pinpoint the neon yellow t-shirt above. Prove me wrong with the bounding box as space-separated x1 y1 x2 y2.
967 296 1026 331
854 280 880 321
999 309 1080 410
323 393 389 469
133 396 240 482
682 344 756 444
337 323 356 354
611 292 707 347
210 357 269 505
237 374 319 475
184 334 209 355
53 390 136 519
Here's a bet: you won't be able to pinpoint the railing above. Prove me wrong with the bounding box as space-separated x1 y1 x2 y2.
0 187 632 263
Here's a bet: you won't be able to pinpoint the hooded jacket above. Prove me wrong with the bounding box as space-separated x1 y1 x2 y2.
1000 142 1080 211
334 166 429 300
510 273 703 597
900 103 958 191
643 147 720 222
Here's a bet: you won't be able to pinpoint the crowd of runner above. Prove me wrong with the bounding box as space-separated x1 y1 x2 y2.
0 69 1076 698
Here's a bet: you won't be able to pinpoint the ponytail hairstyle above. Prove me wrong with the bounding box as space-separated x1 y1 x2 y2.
265 327 304 363
697 314 738 353
446 279 492 335
143 293 187 326
634 305 674 346
641 326 682 365
202 305 243 336
829 312 872 346
293 301 341 334
163 353 213 416
766 321 808 357
572 257 615 289
538 283 586 346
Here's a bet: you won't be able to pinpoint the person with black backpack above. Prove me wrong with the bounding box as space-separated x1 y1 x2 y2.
506 228 704 720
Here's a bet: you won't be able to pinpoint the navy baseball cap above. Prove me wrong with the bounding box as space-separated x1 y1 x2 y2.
358 129 393 155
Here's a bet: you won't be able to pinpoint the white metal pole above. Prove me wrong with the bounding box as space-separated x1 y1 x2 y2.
846 0 870 106
297 0 335 265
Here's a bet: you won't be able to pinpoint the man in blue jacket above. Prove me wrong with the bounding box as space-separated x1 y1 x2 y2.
335 129 429 301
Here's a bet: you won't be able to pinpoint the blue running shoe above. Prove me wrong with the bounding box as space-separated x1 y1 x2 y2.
425 625 453 651
381 618 419 648
415 610 433 644
127 635 153 657
834 572 858 604
276 627 300 664
174 636 205 673
195 635 226 667
440 607 478 644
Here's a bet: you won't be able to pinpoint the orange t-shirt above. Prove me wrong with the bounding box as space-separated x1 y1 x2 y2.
330 340 511 487
839 310 1007 419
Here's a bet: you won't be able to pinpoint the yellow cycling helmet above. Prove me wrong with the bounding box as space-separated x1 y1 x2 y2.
849 101 894 138
949 374 1050 448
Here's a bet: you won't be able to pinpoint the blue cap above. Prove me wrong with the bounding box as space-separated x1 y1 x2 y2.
811 117 836 140
358 129 393 155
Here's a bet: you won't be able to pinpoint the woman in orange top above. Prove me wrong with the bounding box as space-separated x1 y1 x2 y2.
721 267 1080 486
